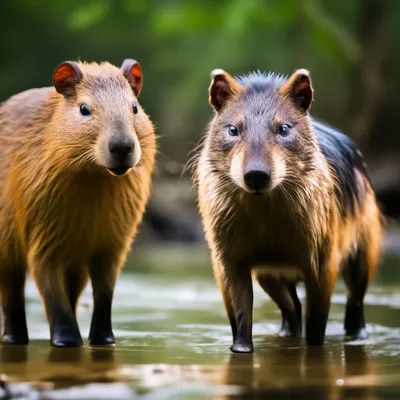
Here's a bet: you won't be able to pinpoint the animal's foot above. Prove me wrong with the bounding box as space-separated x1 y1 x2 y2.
279 327 302 338
2 333 29 345
51 327 83 348
344 327 367 342
230 342 254 353
89 331 115 346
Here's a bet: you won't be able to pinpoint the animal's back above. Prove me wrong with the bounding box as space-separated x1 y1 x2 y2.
0 87 55 176
0 87 55 135
0 88 56 262
313 119 382 273
313 119 373 217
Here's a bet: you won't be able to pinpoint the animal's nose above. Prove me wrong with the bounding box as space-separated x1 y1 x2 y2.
108 139 134 157
244 168 270 192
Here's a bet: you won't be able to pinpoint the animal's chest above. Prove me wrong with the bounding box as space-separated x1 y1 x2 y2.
64 196 113 241
68 190 134 238
41 178 138 257
219 202 310 267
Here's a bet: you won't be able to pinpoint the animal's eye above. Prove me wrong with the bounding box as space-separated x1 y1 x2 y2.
132 102 138 115
228 125 239 137
277 124 291 137
80 104 91 116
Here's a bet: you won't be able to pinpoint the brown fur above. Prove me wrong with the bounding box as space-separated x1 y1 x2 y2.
194 68 382 352
0 60 156 346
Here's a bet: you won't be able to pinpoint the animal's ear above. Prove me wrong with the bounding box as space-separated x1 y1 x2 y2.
209 69 242 112
53 61 83 97
121 59 143 97
280 69 313 112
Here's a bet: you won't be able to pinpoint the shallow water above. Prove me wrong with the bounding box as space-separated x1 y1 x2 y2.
1 245 400 399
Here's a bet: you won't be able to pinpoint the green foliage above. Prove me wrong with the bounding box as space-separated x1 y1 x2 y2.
302 0 360 66
0 0 398 160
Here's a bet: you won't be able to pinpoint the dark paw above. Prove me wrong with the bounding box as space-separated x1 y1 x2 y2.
279 328 302 338
51 328 83 348
230 342 253 353
51 337 83 347
344 328 367 342
279 312 302 338
306 333 325 346
89 332 115 346
2 333 29 345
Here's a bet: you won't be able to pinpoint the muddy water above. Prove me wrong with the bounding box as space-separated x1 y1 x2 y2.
1 245 400 399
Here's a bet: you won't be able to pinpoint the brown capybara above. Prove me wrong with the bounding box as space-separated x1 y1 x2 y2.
194 68 382 353
0 59 156 347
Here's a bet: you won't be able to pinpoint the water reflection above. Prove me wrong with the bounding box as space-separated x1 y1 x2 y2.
0 340 396 399
48 347 85 364
0 266 399 398
217 342 378 399
0 344 28 363
0 344 120 389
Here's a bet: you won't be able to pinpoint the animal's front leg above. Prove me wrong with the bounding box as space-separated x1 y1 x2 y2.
222 263 253 353
33 266 83 347
0 267 29 345
88 253 120 346
304 258 338 346
213 260 237 341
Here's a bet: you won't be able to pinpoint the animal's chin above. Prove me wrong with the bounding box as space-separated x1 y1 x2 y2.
239 185 270 196
107 166 133 176
247 189 267 197
244 182 279 196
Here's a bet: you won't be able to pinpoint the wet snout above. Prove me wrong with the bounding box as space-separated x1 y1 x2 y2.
109 137 134 158
107 132 141 176
243 162 271 194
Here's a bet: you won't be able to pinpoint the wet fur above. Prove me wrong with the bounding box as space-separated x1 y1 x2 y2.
194 70 382 352
0 61 156 346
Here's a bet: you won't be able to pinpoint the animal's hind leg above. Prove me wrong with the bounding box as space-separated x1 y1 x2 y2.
288 283 302 334
0 267 29 345
342 247 375 341
256 273 302 338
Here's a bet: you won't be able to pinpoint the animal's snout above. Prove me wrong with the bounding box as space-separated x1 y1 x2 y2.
108 139 134 158
244 165 270 193
106 134 139 176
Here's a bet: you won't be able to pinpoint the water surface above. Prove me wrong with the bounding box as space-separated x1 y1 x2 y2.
1 245 400 399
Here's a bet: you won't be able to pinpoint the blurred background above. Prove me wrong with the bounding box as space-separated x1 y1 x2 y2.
1 3 400 396
1 0 399 276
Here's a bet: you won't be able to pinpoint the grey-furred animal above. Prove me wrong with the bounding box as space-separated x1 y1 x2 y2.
194 67 382 353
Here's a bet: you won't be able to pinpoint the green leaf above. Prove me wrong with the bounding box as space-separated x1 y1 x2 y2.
68 1 109 30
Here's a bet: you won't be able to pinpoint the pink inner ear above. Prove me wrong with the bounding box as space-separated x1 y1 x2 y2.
54 65 78 85
53 61 82 95
131 64 142 82
129 63 142 96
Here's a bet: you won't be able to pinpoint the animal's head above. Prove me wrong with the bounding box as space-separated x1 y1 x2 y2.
52 59 154 176
207 68 317 195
